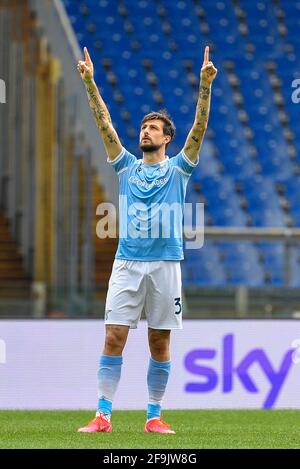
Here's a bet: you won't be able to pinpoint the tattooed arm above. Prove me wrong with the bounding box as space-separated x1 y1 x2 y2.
84 78 122 159
184 46 217 163
77 47 122 160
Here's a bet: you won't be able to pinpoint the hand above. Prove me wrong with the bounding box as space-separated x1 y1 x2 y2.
200 46 218 84
77 47 94 82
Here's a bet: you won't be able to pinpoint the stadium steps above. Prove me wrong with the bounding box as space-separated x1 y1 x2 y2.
0 211 32 300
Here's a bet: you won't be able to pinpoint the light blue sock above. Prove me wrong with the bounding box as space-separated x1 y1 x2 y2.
97 355 123 417
147 357 171 421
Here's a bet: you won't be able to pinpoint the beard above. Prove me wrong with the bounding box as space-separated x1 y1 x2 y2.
139 142 163 153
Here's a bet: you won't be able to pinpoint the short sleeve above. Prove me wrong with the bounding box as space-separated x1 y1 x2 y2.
170 149 199 176
107 147 137 175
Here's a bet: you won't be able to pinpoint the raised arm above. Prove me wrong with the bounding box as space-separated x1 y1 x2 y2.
184 46 218 163
77 47 122 161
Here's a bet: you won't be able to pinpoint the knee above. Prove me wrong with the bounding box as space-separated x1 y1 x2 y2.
149 332 170 359
150 341 168 357
104 327 127 354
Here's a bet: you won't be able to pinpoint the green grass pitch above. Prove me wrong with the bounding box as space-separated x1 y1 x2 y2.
1 410 300 449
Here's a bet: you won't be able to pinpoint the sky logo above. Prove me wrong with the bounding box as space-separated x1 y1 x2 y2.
184 334 293 409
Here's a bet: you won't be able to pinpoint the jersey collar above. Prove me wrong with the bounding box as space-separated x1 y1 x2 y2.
141 156 169 168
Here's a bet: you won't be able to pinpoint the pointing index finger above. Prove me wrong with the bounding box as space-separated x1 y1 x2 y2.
84 47 92 64
203 46 209 65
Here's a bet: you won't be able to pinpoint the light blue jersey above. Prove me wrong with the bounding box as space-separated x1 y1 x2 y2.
108 147 198 260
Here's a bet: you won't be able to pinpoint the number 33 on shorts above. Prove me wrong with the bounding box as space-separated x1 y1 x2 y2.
174 297 182 315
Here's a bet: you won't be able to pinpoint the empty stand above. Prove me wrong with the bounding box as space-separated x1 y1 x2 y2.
61 0 300 287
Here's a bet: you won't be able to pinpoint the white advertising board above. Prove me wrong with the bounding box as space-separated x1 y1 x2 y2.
0 320 300 409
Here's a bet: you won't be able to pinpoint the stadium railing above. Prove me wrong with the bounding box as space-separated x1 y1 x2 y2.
184 227 300 318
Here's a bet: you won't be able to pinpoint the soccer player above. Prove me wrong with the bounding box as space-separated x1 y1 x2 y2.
77 46 217 433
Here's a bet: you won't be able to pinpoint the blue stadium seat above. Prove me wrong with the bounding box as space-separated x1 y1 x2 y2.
185 242 227 286
221 242 265 286
63 0 300 287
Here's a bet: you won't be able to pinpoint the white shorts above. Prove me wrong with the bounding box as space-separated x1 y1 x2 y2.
104 259 183 330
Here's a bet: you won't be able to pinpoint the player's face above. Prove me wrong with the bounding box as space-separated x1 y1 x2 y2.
139 119 170 152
